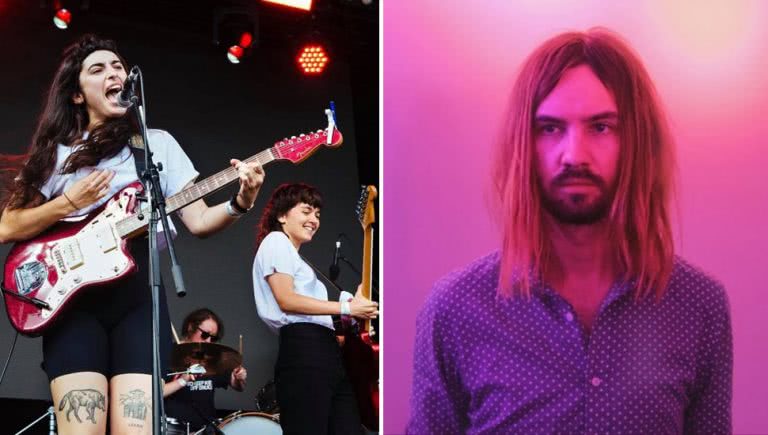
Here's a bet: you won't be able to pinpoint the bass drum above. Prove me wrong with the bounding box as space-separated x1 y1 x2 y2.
217 411 282 435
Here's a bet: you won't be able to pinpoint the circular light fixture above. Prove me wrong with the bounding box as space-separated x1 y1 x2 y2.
53 8 71 29
227 45 244 64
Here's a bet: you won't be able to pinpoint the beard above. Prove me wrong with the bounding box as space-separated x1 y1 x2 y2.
538 166 614 225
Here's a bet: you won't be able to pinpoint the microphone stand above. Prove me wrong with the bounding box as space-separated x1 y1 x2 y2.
332 233 379 300
127 67 187 435
338 256 379 301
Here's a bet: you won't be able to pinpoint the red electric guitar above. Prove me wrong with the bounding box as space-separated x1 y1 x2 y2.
2 112 342 336
341 185 379 431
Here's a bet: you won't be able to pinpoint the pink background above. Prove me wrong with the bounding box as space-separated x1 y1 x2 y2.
383 1 768 433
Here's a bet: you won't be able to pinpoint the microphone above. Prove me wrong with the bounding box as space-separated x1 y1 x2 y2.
116 66 140 108
329 237 341 281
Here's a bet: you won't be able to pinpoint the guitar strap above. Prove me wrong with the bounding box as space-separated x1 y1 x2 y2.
128 134 146 185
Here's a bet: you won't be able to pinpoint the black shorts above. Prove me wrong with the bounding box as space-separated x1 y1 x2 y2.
41 238 172 381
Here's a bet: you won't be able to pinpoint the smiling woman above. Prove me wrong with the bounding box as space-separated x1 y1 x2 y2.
250 183 378 434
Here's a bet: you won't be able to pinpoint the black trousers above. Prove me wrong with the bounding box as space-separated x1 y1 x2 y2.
276 322 361 435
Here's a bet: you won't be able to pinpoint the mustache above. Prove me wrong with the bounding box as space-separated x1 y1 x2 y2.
552 166 605 188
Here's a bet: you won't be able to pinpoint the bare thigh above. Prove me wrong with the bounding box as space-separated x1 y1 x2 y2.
110 373 158 435
50 371 108 435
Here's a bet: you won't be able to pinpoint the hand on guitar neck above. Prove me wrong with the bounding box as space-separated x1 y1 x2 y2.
229 158 264 210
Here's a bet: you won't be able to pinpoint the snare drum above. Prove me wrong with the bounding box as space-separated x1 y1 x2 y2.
217 411 282 435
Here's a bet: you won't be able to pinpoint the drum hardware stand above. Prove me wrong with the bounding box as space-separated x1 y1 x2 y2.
14 405 56 435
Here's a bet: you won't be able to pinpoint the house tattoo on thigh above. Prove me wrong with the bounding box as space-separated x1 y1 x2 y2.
120 389 150 422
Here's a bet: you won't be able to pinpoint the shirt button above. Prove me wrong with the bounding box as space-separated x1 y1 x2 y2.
591 377 602 387
565 312 574 322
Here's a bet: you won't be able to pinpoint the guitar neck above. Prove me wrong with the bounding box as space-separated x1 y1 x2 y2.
361 226 374 333
165 149 276 214
115 148 277 238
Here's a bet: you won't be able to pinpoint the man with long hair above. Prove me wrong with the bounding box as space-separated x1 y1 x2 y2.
408 28 731 434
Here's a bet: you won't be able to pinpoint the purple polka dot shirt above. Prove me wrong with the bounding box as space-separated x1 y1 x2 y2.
407 252 732 434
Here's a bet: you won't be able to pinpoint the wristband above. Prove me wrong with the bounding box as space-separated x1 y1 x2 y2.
225 201 243 218
177 378 188 387
230 193 250 214
340 300 351 316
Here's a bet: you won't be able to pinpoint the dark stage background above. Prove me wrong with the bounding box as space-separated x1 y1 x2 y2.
0 0 378 426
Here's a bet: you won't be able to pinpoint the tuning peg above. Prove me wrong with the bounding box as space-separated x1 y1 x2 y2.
291 136 296 139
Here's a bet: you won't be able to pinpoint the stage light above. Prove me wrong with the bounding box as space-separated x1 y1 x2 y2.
297 45 329 75
214 6 258 65
227 45 244 64
239 32 253 49
262 0 313 12
53 8 71 29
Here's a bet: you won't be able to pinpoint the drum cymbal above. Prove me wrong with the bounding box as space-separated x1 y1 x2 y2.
170 342 242 377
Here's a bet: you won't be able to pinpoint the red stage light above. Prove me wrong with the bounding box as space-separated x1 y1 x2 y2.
53 8 71 29
239 32 253 49
262 0 312 12
227 45 244 64
297 45 329 75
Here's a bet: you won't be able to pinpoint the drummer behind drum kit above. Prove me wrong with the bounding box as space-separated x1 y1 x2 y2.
166 341 283 434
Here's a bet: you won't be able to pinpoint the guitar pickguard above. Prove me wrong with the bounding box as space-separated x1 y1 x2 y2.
3 184 141 333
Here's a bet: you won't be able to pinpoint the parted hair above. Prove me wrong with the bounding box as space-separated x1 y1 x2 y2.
493 28 676 299
0 34 136 211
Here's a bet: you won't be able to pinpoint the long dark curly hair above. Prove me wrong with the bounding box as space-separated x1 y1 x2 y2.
0 34 137 211
254 183 323 249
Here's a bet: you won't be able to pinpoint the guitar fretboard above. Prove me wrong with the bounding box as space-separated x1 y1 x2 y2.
114 148 277 238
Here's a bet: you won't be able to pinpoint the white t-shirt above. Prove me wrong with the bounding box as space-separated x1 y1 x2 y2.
38 129 199 240
252 231 335 333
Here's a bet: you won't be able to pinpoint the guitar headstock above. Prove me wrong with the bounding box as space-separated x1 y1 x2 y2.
272 127 343 164
272 109 343 163
356 185 378 230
